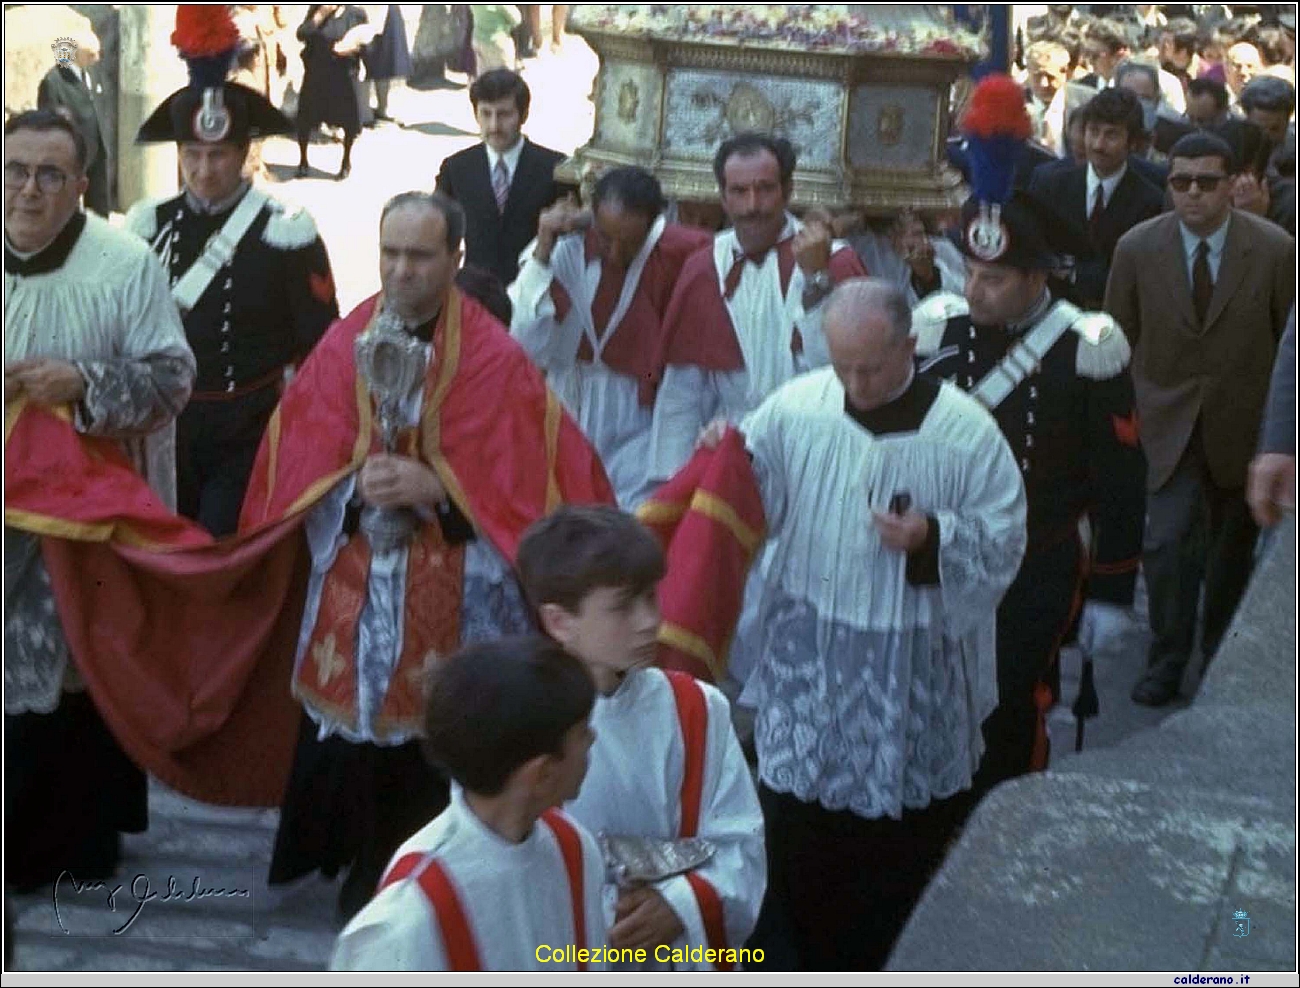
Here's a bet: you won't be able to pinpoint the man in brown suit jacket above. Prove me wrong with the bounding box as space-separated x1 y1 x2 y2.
1105 131 1295 707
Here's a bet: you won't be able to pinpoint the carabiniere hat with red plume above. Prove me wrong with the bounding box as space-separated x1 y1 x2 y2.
136 6 293 145
956 74 1070 271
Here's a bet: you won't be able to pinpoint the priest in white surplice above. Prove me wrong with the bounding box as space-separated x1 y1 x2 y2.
729 279 1026 971
4 110 195 892
509 167 710 507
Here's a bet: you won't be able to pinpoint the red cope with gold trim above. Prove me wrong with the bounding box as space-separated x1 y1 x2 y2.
243 290 615 741
4 288 613 807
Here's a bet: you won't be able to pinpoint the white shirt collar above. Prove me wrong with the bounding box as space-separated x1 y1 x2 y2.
1086 161 1127 208
1179 214 1231 259
485 138 525 180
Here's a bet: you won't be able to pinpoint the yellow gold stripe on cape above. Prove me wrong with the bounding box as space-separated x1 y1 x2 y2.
658 621 725 680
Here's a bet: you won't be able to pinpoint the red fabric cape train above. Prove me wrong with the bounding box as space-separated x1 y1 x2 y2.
4 289 613 807
635 428 766 682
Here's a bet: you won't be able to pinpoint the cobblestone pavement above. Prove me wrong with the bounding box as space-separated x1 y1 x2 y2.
8 39 1198 972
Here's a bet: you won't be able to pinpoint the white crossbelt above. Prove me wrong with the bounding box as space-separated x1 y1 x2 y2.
970 300 1080 411
170 187 269 313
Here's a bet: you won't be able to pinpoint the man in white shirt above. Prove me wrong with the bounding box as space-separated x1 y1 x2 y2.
646 132 867 487
1029 88 1164 308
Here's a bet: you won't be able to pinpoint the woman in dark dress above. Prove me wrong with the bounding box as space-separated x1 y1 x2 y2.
295 4 368 179
361 5 412 124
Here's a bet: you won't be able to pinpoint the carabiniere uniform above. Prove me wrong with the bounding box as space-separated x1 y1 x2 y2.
127 68 339 536
912 191 1147 794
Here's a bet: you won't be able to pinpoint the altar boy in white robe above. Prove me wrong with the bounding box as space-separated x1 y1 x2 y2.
509 167 710 507
331 637 609 971
722 278 1026 970
517 507 766 971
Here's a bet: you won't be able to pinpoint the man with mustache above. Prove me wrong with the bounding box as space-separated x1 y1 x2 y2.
645 133 867 698
647 133 867 487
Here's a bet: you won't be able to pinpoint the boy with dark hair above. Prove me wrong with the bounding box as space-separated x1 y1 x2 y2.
516 506 766 970
331 636 608 970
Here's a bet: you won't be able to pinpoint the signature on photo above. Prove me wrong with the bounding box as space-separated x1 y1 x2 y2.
53 871 251 936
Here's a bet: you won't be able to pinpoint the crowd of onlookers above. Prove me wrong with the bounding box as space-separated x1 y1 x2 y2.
1015 4 1295 236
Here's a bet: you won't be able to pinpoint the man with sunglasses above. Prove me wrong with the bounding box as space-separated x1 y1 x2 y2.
1106 131 1296 707
4 109 195 892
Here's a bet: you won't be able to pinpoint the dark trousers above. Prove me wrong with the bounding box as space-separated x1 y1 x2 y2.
747 785 966 970
5 692 147 893
269 712 450 919
970 534 1083 796
1142 429 1258 684
84 152 109 216
177 384 280 537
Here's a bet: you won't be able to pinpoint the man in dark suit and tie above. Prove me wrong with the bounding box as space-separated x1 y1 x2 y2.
435 69 565 287
1105 131 1295 707
37 30 109 215
1030 88 1165 309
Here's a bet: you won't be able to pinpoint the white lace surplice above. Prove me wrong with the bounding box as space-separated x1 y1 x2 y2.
741 370 1027 819
5 214 194 715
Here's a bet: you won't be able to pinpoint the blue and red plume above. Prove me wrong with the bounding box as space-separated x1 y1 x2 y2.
171 5 240 91
960 73 1033 207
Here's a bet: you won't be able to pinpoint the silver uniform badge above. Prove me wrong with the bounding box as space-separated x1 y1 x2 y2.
194 87 232 143
967 202 1008 262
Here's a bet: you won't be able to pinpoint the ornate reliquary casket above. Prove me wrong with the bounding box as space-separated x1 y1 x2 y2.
558 5 986 215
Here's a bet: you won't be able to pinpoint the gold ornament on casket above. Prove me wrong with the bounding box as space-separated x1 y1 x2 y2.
559 5 986 216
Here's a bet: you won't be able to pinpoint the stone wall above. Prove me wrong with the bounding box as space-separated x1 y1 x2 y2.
890 518 1297 971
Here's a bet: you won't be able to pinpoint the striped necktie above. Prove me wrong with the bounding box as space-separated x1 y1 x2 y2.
492 158 509 212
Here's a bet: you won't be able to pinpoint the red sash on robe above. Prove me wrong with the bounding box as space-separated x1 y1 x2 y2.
636 428 766 682
653 238 868 380
4 288 614 807
378 809 589 971
665 670 732 969
545 224 713 406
